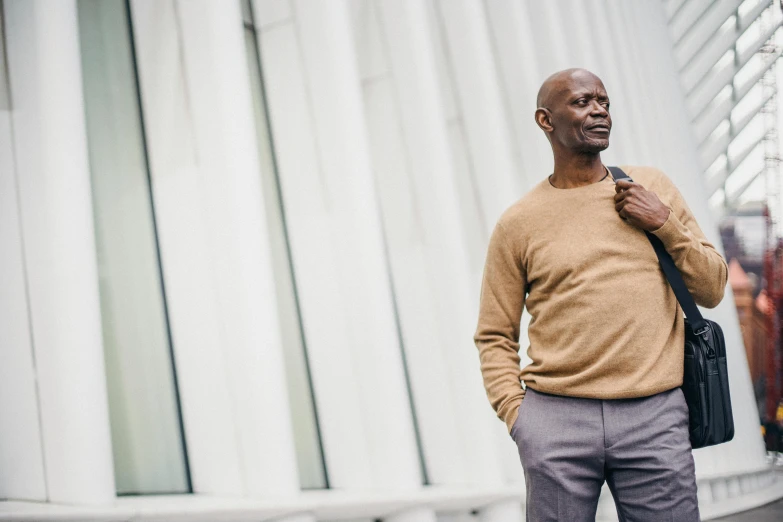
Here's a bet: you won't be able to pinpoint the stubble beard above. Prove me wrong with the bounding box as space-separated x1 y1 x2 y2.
577 136 609 154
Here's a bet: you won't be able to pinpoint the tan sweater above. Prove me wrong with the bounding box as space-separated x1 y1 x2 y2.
474 165 728 434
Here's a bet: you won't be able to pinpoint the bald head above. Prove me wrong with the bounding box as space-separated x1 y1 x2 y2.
536 68 604 109
534 67 611 154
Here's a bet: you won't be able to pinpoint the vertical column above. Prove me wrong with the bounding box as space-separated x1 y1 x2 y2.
353 4 523 519
254 0 425 495
430 0 523 246
482 0 551 187
251 0 373 490
351 0 470 489
4 0 115 504
175 0 302 498
614 0 667 162
131 0 304 499
480 0 546 486
0 1 46 501
521 1 569 71
428 0 529 491
600 0 655 165
131 0 244 495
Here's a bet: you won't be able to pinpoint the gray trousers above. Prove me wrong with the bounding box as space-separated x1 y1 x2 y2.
510 386 700 521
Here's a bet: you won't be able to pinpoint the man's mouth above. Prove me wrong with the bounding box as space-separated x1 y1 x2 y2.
586 123 610 133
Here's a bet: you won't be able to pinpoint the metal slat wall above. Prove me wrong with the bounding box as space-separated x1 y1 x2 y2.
665 0 782 214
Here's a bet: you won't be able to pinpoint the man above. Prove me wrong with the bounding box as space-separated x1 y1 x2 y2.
474 68 728 521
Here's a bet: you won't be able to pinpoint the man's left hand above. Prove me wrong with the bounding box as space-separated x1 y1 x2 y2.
614 179 670 232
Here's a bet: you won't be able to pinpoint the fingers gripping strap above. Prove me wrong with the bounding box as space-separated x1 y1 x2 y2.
607 166 707 333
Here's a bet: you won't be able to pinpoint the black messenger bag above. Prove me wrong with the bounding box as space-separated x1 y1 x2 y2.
608 166 735 449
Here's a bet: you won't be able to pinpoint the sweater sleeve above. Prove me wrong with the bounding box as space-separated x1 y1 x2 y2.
649 174 728 308
474 221 526 434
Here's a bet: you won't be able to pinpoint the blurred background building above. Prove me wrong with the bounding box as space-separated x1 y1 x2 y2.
0 0 782 520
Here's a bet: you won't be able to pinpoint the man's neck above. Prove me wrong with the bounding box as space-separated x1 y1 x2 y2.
549 155 606 189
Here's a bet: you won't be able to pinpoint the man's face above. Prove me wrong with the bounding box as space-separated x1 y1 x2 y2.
543 73 611 153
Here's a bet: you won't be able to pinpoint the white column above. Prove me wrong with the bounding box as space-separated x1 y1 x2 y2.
427 0 531 495
254 0 424 494
352 2 518 508
601 0 656 165
4 0 115 504
0 3 46 501
177 0 302 498
130 0 242 494
252 0 373 489
522 1 569 72
482 0 551 187
614 0 667 162
352 0 470 488
430 0 523 244
130 0 303 499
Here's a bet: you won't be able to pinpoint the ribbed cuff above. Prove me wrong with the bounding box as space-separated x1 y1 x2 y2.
650 209 689 250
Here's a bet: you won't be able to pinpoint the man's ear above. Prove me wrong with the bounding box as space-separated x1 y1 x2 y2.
535 108 553 133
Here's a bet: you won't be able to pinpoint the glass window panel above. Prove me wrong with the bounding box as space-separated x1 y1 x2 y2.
241 0 253 26
243 4 328 490
0 7 8 111
77 0 190 495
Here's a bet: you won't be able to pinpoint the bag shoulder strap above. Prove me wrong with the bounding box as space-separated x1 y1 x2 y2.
607 166 709 334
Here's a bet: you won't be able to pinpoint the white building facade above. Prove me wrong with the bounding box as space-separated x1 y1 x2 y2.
0 0 780 520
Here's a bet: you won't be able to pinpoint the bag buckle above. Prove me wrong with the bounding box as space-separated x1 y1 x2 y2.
693 325 710 336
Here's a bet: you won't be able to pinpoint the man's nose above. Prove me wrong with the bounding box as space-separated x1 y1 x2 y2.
590 100 608 116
